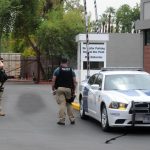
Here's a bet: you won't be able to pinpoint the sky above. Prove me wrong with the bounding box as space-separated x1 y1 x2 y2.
81 0 141 20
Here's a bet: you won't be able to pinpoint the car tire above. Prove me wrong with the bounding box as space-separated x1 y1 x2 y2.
101 104 110 131
80 99 87 119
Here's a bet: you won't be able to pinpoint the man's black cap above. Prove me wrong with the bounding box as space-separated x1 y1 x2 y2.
61 57 68 64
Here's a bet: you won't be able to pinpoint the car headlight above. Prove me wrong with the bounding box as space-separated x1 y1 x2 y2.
109 101 128 110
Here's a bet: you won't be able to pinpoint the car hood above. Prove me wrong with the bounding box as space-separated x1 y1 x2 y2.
104 90 150 103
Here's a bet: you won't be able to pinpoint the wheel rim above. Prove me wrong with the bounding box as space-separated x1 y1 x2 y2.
101 107 107 128
80 100 83 116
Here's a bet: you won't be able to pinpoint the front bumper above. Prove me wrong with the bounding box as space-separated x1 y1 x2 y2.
108 101 150 127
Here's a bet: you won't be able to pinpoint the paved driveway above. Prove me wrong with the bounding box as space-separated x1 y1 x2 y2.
0 82 150 150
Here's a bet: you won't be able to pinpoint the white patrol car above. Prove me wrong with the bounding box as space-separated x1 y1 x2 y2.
79 68 150 131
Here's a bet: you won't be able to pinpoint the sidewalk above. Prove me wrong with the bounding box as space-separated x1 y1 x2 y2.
7 79 50 84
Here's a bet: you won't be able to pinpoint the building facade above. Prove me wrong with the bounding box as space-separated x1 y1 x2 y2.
76 33 142 82
135 0 150 72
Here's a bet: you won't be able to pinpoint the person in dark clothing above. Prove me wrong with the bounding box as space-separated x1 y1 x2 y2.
0 58 5 116
52 58 77 125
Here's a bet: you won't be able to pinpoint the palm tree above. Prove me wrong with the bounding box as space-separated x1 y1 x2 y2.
105 7 115 33
100 13 108 33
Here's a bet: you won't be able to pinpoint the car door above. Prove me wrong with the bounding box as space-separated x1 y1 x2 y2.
87 74 99 114
93 74 103 115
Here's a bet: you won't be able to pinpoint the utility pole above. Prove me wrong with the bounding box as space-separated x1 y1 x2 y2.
83 0 90 78
93 0 99 33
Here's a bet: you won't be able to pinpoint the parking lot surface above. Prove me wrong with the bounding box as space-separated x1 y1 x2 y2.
0 81 150 150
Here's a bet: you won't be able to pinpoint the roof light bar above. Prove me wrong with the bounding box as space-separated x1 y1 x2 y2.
101 67 144 71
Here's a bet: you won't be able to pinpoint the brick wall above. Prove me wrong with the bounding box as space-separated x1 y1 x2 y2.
144 46 150 73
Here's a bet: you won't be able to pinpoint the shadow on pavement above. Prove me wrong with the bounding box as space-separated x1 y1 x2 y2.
16 93 46 114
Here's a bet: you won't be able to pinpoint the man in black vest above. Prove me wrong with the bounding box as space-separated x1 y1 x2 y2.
52 58 77 125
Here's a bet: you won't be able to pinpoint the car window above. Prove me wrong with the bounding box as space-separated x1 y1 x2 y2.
88 74 98 85
95 74 103 88
104 74 150 90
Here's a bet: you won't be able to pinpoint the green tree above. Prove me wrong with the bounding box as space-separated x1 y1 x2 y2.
90 20 100 33
11 0 58 81
37 7 64 56
1 0 85 80
37 6 85 63
94 3 140 33
64 0 84 12
116 4 132 33
62 9 85 57
131 4 140 33
0 0 20 53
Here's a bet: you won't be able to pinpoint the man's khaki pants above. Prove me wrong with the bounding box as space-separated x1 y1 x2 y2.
56 87 75 123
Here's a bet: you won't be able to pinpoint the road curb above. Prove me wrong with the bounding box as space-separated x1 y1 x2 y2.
7 79 51 84
72 102 80 111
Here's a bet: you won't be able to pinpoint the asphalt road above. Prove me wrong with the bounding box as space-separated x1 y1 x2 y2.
0 81 150 150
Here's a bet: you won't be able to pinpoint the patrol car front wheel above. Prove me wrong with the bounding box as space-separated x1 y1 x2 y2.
80 99 87 119
101 105 110 131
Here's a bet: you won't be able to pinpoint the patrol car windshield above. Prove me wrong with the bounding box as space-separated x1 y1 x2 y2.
104 74 150 91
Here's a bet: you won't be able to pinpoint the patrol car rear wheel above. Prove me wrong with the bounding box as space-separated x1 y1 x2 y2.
80 99 87 119
101 105 110 131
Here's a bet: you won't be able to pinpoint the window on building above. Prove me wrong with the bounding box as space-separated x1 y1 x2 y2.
145 30 150 46
83 61 104 70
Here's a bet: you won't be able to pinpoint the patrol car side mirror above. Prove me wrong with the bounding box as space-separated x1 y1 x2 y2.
91 84 100 90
